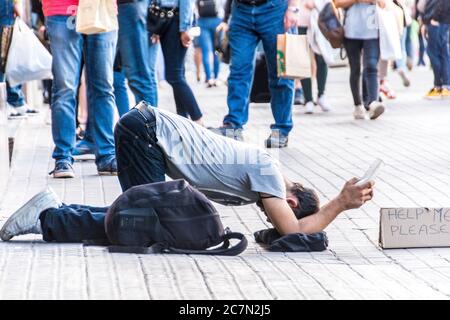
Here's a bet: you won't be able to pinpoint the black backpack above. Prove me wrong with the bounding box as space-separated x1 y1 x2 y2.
197 0 218 18
105 180 248 255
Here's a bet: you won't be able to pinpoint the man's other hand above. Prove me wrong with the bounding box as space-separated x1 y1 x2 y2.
337 178 374 210
284 8 300 30
13 3 22 17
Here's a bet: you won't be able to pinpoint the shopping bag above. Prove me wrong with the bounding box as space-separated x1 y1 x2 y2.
76 0 118 35
277 33 311 79
5 18 53 87
377 7 402 61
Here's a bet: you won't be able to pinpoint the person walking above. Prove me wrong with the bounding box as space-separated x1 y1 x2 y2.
197 0 226 87
149 0 205 126
212 0 301 148
336 0 386 120
0 0 38 119
43 0 118 178
418 0 450 99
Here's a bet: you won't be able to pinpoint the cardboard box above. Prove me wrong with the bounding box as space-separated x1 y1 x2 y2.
379 208 450 249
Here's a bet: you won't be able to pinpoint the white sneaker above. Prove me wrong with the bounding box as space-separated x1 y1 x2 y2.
0 187 62 241
7 103 27 119
317 95 331 112
353 105 366 120
367 101 385 120
305 101 315 114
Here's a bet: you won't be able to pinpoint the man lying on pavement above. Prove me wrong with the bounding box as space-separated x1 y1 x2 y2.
0 101 374 243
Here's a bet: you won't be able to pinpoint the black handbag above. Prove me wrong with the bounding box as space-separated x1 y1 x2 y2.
147 0 178 36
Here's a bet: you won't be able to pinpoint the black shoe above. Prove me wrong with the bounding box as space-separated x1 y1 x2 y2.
50 161 75 179
97 157 118 176
265 132 288 148
208 123 244 141
26 109 40 116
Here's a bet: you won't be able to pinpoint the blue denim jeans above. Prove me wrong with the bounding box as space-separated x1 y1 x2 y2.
224 0 294 136
157 16 203 121
0 0 26 108
198 17 222 80
40 107 166 242
427 24 450 88
46 15 117 166
116 0 158 107
344 38 380 108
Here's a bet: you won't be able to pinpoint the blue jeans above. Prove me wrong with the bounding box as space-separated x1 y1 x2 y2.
116 1 158 107
156 16 203 121
344 38 380 108
224 0 294 136
46 16 117 166
395 28 408 72
40 107 166 242
0 0 26 108
427 24 450 88
198 17 222 80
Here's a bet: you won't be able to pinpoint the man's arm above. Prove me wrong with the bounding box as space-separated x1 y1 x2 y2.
262 179 374 235
284 0 301 30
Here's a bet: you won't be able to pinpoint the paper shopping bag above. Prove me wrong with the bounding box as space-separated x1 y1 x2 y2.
0 25 13 73
76 0 118 35
377 7 402 61
277 33 311 79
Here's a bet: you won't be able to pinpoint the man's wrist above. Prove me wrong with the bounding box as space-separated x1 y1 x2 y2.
333 195 348 212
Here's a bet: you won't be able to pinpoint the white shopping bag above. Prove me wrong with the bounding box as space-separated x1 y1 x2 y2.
76 0 118 35
377 6 402 61
5 18 53 87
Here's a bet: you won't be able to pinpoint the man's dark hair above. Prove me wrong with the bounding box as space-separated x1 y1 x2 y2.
290 183 320 219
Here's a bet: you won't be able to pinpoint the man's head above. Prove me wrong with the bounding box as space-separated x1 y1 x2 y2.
287 183 321 219
256 183 320 222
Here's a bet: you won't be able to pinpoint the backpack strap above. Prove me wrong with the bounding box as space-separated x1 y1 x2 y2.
163 232 248 256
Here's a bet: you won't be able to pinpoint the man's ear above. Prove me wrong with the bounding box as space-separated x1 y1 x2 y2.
286 195 298 209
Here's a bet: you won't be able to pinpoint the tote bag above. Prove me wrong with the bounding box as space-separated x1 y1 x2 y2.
5 18 53 87
277 33 311 79
76 0 118 35
377 6 402 61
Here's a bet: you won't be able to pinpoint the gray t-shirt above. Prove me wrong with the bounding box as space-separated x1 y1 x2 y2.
344 4 379 40
153 108 286 206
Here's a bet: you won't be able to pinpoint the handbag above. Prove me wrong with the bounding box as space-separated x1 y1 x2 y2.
318 1 345 49
147 0 178 36
76 0 118 35
277 33 312 79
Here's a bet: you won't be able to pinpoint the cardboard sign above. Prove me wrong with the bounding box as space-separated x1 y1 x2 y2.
379 208 450 249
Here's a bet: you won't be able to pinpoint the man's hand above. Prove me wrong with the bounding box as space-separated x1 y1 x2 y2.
13 3 22 17
216 22 229 33
180 31 192 48
337 178 374 210
284 8 300 30
151 34 160 44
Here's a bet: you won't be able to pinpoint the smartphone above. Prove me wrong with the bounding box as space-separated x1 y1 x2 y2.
355 159 384 186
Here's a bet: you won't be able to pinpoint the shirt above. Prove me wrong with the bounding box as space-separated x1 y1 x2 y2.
41 0 79 17
344 3 379 40
153 108 286 206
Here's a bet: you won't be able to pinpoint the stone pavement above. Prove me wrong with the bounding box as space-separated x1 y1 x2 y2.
1 66 450 300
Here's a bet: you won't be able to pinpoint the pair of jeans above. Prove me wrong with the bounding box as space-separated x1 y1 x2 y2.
156 15 203 121
224 0 294 137
427 24 450 88
46 15 117 166
0 0 26 108
344 38 380 108
40 107 167 242
395 28 408 72
198 16 222 80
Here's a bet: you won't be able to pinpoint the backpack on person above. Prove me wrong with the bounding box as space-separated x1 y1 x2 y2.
105 180 248 256
318 1 345 49
197 0 218 18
